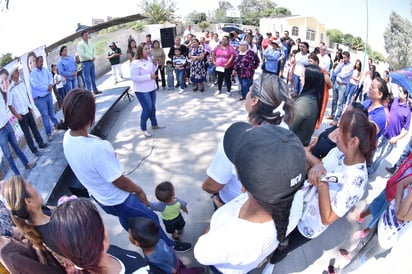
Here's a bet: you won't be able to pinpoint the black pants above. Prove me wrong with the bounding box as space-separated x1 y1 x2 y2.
217 67 233 92
155 66 166 88
270 228 311 264
18 112 44 153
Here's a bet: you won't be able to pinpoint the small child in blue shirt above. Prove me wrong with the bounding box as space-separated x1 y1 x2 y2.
128 217 204 274
165 60 175 90
150 181 188 241
206 56 216 87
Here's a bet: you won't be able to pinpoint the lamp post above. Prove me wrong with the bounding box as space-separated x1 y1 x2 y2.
363 0 369 73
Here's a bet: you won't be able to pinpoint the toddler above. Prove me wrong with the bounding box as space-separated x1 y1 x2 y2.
150 181 188 241
207 56 216 87
165 60 175 90
128 217 204 273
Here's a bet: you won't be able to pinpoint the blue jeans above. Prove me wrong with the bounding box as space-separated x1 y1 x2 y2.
77 72 85 88
98 194 173 246
0 123 29 175
64 78 77 93
135 90 158 131
368 136 395 175
176 69 185 89
394 136 412 168
367 189 388 230
344 83 358 105
34 93 59 136
81 61 98 92
238 77 253 99
293 73 302 95
331 82 346 121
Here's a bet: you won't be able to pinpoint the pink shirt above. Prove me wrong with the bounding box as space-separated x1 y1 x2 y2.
213 45 236 68
130 58 157 93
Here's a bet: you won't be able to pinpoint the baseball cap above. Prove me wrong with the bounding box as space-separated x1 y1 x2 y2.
270 39 279 46
223 122 305 204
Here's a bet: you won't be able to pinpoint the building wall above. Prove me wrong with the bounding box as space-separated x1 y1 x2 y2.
260 15 329 48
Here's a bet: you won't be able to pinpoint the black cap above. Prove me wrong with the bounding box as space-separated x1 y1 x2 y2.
223 122 305 204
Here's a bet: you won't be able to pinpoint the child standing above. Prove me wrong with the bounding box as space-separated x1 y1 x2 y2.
165 60 175 90
52 64 66 107
150 181 188 241
128 217 204 274
172 48 187 94
206 56 216 87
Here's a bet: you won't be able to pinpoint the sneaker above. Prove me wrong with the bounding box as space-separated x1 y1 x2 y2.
353 230 367 239
178 88 185 94
226 91 231 97
33 150 41 157
25 162 36 170
152 125 165 129
175 83 180 88
93 90 102 95
47 135 54 142
214 90 222 96
142 131 152 137
353 208 364 223
385 166 396 174
173 241 192 253
39 143 48 149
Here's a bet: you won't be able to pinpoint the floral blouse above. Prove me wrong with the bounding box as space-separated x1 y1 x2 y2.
232 50 260 79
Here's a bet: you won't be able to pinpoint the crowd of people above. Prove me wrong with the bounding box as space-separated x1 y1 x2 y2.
0 23 411 274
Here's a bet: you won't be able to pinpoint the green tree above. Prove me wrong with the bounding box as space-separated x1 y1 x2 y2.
327 29 343 43
351 36 365 51
342 33 354 47
198 21 211 31
141 0 177 24
0 53 16 67
185 11 207 24
370 51 386 63
384 11 412 70
239 0 278 26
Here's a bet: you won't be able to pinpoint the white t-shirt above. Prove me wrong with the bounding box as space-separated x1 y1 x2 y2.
378 187 411 249
206 139 242 203
298 147 368 239
194 192 303 274
63 131 129 206
293 52 309 77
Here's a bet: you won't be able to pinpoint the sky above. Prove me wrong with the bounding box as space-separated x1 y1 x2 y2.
0 0 410 57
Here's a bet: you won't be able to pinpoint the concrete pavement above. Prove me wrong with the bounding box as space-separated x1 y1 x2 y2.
62 61 412 274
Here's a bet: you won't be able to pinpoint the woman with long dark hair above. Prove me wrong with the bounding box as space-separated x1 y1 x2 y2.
289 64 325 146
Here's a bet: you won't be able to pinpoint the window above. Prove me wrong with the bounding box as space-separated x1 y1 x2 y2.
292 26 299 36
306 29 315 41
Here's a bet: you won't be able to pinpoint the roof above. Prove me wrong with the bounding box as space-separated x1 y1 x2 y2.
46 13 147 53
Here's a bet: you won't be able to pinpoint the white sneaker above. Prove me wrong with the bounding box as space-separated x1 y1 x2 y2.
142 130 152 137
214 90 221 96
226 91 231 97
178 88 185 94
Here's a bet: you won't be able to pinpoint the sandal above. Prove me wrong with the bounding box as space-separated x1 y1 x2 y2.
339 248 351 260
